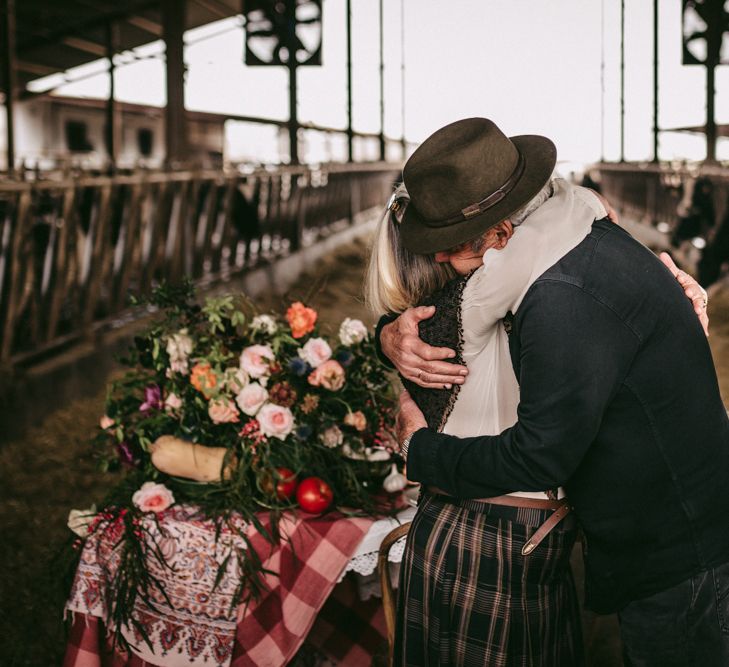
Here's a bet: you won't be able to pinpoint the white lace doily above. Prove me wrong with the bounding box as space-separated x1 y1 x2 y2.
343 506 415 576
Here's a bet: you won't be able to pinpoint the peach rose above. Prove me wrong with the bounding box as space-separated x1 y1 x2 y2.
298 337 332 368
286 302 317 339
308 360 345 391
257 403 295 440
344 410 367 431
132 482 175 513
190 363 218 397
235 382 268 416
239 344 275 379
208 399 240 424
99 415 115 430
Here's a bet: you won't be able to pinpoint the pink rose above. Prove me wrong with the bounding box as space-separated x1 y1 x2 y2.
208 399 240 424
132 482 175 513
99 415 115 430
240 344 275 378
308 360 346 391
164 393 183 413
257 403 295 440
298 337 332 368
344 410 367 431
235 382 268 416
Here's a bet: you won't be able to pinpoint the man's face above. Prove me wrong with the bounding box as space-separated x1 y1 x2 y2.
434 244 485 275
434 221 514 274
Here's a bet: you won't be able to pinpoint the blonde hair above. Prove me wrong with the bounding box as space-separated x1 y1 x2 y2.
365 184 456 314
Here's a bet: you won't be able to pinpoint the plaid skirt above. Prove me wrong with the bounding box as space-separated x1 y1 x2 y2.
394 492 584 667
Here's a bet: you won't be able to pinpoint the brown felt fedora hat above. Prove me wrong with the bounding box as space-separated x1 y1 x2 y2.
400 117 556 254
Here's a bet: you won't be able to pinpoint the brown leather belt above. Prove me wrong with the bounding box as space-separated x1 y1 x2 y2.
427 487 572 556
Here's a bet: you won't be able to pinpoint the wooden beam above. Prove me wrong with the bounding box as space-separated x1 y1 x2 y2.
15 59 56 76
191 0 232 20
61 36 107 57
126 15 163 37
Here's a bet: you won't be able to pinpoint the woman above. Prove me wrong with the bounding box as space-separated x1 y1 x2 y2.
366 178 708 666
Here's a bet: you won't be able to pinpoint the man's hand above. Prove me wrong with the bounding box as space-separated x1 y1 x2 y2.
659 252 710 337
395 390 428 454
381 306 469 388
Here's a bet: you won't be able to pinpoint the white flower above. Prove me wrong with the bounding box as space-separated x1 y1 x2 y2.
342 444 390 461
257 403 295 440
169 358 190 375
320 425 344 448
240 344 275 378
166 330 193 364
67 505 97 537
225 367 249 394
298 337 332 368
339 318 368 346
235 382 269 416
251 314 278 335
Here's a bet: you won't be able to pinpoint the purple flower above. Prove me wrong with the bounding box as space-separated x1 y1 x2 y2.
116 441 139 468
288 357 310 376
295 424 313 441
140 385 163 413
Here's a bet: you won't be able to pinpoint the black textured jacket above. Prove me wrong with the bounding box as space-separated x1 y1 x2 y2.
380 219 729 613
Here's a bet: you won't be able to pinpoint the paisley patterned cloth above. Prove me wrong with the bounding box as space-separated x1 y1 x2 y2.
64 505 376 666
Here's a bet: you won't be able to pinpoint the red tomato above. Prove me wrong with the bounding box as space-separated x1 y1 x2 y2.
296 476 334 514
261 467 298 500
275 467 298 500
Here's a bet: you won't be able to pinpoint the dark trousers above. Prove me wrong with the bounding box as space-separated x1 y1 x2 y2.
618 561 729 667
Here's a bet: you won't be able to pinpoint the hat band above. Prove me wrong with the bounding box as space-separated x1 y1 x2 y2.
425 151 526 228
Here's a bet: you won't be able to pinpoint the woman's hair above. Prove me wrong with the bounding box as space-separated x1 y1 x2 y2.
365 184 456 314
365 178 555 314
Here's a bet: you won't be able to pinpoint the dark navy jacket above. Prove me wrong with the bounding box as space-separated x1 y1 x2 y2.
403 218 729 612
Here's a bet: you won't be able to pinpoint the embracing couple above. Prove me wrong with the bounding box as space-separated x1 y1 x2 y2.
365 118 729 667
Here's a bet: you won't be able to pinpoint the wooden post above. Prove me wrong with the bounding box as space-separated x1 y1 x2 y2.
163 0 188 167
105 21 121 172
2 0 17 176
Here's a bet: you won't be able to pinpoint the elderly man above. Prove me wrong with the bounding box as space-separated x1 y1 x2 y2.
380 117 729 667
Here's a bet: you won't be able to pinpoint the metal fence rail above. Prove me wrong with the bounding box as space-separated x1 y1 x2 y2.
596 162 729 229
0 164 399 364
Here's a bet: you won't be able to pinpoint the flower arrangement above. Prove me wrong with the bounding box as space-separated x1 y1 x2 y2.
67 282 402 649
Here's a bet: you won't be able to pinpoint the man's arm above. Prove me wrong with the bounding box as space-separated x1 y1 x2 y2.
405 281 640 497
377 307 468 388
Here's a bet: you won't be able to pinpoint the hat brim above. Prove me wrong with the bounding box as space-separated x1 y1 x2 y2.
400 134 557 254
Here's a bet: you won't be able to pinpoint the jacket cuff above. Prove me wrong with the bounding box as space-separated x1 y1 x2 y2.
405 427 438 484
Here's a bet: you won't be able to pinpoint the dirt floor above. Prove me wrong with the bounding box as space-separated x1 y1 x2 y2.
1 235 728 666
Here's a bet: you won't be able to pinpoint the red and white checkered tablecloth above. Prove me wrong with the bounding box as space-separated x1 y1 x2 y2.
63 504 391 666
